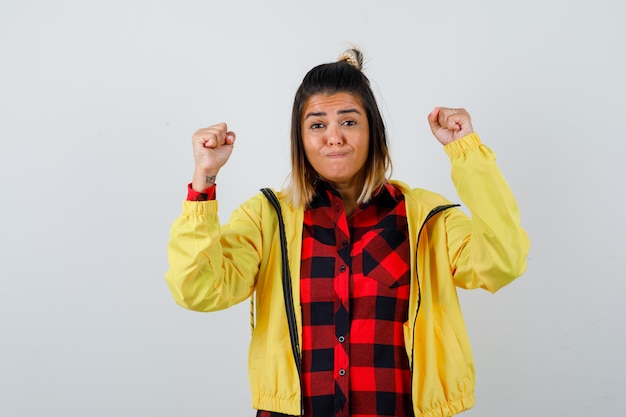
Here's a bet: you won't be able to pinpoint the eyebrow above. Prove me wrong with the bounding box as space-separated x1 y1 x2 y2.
304 108 362 120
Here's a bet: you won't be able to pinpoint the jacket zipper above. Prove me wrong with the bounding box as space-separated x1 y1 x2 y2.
260 189 304 415
409 204 459 371
262 190 457 413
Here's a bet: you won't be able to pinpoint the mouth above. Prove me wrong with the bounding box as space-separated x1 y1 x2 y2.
325 152 348 158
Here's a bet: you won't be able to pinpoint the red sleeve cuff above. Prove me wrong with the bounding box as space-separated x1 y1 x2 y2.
187 183 216 201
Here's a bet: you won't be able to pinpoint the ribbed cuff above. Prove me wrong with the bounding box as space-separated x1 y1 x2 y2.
443 132 482 158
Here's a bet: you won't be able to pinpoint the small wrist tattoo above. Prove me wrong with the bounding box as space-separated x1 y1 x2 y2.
205 175 216 185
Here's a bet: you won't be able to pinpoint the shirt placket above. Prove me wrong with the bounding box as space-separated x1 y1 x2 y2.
332 196 350 417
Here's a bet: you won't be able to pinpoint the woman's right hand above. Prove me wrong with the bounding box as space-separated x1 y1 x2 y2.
190 122 236 192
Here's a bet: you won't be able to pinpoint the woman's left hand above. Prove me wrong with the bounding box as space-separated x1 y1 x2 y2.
427 107 474 145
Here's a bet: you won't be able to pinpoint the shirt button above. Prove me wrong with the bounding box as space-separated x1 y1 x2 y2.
341 240 348 247
339 369 346 376
340 265 346 273
338 336 345 343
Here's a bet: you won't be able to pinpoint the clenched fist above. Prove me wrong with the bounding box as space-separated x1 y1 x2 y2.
427 107 474 145
191 122 236 192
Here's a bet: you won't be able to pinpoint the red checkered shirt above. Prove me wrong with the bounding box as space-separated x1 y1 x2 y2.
187 182 413 417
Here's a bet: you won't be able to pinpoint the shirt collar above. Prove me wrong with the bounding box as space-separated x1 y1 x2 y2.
309 180 402 210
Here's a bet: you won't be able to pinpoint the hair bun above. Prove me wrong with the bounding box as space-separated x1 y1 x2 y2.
337 48 363 70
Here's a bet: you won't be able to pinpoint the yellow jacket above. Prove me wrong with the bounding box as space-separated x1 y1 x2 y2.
165 133 530 417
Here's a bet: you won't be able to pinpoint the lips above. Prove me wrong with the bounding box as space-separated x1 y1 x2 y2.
325 152 348 158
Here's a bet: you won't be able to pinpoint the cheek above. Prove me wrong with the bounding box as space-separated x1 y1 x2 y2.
302 133 323 153
358 138 370 160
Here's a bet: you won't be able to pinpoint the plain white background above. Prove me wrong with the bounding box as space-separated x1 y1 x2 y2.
1 0 625 416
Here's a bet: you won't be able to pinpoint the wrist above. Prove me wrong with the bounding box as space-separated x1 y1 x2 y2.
191 169 219 192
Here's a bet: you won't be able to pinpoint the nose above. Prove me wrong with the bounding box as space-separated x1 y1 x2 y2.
326 123 344 146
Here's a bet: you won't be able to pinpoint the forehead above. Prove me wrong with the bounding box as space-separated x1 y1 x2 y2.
303 92 365 114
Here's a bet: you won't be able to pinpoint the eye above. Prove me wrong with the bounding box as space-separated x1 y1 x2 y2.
310 123 325 130
342 120 356 126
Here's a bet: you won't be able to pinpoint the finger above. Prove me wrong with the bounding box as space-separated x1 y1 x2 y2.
194 123 228 148
204 132 223 148
436 108 461 132
211 129 237 147
208 123 228 147
446 114 462 132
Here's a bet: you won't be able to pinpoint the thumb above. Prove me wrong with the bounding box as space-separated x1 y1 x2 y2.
225 131 236 145
427 107 441 131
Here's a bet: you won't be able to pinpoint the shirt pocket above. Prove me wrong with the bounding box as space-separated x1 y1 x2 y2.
358 227 410 289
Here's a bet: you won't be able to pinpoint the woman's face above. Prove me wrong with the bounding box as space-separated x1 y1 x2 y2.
301 92 370 189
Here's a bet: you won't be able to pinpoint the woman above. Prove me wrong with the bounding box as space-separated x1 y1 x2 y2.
165 48 530 417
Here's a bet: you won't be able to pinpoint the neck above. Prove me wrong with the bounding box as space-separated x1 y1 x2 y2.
333 182 361 217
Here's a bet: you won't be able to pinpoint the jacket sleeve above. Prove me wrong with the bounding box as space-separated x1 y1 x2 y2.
165 198 263 311
443 133 530 292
